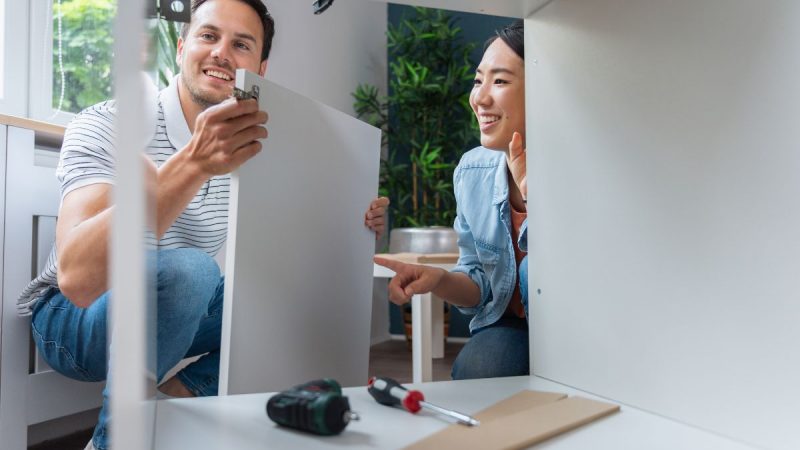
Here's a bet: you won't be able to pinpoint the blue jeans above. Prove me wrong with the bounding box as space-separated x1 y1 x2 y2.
451 255 530 380
31 248 224 450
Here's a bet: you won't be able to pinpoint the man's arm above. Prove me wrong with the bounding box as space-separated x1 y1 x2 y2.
55 184 113 307
57 98 268 307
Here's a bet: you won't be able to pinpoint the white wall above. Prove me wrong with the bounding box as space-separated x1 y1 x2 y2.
368 0 546 18
264 0 387 117
527 1 800 449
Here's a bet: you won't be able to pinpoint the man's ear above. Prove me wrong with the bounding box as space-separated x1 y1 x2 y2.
259 59 268 77
175 37 185 67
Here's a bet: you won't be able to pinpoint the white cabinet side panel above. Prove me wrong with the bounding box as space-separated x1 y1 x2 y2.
527 1 800 449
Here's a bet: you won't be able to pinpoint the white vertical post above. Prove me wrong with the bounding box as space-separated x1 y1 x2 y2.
524 16 534 377
412 293 434 382
110 0 155 449
431 295 444 359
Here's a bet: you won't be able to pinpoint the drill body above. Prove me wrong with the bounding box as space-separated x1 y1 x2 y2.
266 379 356 436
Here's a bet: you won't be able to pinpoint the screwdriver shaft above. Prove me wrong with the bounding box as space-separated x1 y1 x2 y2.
419 400 480 427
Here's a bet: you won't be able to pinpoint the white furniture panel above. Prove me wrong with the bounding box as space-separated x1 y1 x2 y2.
219 72 381 395
527 1 800 448
0 125 104 450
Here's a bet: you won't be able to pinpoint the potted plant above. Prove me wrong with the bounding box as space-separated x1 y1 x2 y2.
353 7 479 345
353 7 478 233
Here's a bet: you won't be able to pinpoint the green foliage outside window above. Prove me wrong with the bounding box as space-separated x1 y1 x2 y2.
156 19 180 87
52 0 115 113
353 7 479 229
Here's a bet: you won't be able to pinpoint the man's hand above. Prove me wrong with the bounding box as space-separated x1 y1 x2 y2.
185 97 269 177
365 196 390 240
374 256 446 305
507 131 526 199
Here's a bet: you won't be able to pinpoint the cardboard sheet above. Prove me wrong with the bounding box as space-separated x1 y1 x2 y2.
405 390 620 450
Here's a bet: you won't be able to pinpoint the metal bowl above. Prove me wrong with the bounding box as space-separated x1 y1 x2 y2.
388 226 458 254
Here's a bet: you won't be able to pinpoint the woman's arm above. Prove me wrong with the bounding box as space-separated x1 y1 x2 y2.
373 257 480 308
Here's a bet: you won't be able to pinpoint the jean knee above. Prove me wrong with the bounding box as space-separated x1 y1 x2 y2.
451 323 530 380
157 248 220 316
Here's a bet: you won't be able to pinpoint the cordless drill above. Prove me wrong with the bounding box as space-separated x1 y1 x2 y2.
266 378 359 436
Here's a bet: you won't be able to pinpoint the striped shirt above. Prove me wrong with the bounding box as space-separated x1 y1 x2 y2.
17 80 230 315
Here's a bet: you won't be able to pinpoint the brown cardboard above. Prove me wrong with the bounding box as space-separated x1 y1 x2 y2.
405 391 620 450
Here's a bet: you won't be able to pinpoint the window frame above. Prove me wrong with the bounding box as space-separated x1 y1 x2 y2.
29 0 75 125
0 0 30 117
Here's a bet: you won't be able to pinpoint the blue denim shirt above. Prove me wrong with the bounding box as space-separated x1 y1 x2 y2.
450 147 528 333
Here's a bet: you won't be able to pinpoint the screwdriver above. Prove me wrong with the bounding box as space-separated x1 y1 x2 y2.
367 376 480 427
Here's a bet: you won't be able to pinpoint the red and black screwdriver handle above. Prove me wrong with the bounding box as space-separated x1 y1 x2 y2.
367 376 425 413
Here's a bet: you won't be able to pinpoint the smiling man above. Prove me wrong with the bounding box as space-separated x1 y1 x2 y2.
15 1 388 449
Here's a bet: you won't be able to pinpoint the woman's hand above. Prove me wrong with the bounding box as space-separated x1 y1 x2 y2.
374 256 446 305
507 131 526 199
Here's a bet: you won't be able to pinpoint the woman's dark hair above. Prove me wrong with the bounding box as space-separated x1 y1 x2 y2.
181 0 276 62
484 20 524 60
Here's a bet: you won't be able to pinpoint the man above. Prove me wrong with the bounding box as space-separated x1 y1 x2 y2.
16 1 388 449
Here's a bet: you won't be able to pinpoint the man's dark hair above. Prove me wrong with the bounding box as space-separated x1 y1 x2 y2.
484 20 524 60
180 0 276 62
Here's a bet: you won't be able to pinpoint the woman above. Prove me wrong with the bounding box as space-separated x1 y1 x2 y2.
375 20 528 380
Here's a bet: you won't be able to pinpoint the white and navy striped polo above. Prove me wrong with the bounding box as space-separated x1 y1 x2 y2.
17 79 230 315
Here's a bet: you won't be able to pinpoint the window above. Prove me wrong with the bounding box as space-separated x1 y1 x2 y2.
30 0 116 123
51 0 116 114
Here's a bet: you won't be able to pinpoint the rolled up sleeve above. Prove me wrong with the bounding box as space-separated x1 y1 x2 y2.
450 208 491 316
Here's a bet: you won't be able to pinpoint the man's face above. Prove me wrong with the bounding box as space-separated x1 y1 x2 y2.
176 0 267 109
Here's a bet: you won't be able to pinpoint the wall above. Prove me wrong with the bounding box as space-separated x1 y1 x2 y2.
262 0 388 117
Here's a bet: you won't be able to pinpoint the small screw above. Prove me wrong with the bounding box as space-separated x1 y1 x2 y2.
537 289 542 295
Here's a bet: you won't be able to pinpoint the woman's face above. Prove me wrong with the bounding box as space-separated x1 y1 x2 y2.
470 38 526 151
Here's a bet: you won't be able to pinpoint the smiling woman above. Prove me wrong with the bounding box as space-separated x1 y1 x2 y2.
373 21 531 381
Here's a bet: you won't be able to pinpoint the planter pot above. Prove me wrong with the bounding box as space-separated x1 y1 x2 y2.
388 226 459 254
388 227 458 348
